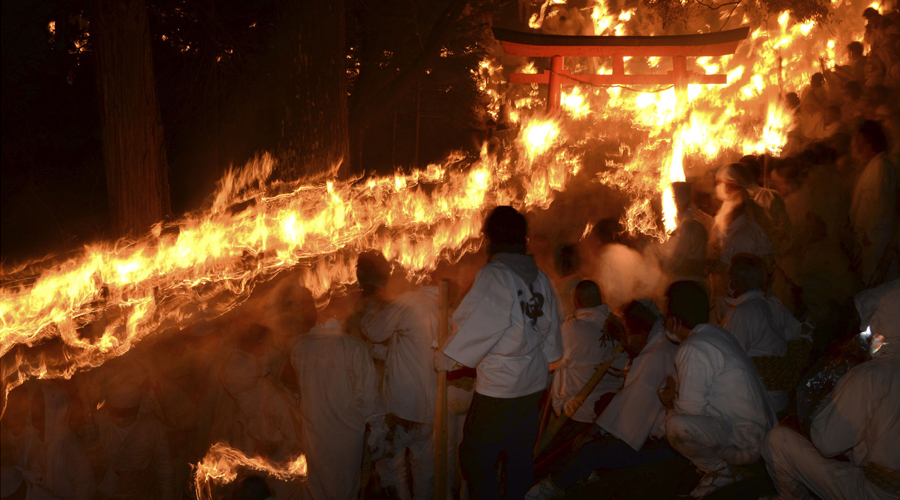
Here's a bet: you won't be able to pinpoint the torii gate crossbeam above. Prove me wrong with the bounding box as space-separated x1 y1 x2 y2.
492 26 751 115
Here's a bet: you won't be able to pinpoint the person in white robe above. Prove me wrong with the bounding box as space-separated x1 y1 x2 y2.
763 280 900 500
215 346 303 500
441 206 563 500
722 254 803 413
710 164 774 321
850 120 899 286
736 156 793 255
660 182 709 284
552 243 583 318
527 301 679 499
4 383 93 500
95 376 173 500
357 251 440 500
550 280 626 424
291 318 385 500
661 281 775 498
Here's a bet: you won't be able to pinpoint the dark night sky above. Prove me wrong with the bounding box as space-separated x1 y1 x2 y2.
1 0 503 266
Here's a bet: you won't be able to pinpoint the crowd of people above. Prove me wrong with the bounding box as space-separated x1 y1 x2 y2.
1 6 899 500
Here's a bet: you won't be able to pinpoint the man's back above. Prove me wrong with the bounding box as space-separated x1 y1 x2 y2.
811 356 900 469
444 255 563 398
291 319 381 500
362 287 439 423
674 324 774 430
723 291 800 358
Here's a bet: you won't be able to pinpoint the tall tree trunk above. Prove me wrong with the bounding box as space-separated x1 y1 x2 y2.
92 0 171 237
276 0 349 181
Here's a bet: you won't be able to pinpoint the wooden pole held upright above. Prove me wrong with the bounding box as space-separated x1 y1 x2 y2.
547 56 563 117
435 279 450 500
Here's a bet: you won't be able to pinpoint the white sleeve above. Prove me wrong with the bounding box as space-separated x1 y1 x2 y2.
671 343 713 416
722 306 756 354
541 283 564 363
442 267 514 368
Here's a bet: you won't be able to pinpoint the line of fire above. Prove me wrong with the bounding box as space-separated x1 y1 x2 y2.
1 0 898 499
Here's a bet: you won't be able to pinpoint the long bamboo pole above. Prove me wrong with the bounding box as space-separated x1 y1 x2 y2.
434 279 450 500
534 342 625 457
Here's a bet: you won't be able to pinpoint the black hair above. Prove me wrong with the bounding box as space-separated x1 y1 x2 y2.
232 475 271 500
623 300 657 335
728 253 765 294
554 243 581 277
847 41 864 57
858 120 889 154
665 281 709 328
483 206 528 256
574 280 603 309
844 80 863 99
356 251 391 296
590 218 622 245
738 155 762 183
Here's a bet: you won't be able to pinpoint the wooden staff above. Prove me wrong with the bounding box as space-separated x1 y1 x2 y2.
534 342 625 457
434 279 450 500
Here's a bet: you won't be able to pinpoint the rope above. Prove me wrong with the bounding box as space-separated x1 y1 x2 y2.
865 463 900 495
753 338 812 392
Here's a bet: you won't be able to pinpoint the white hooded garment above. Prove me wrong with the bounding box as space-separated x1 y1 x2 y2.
723 290 801 358
763 281 900 500
443 255 563 398
14 383 93 500
596 319 678 451
291 319 384 500
550 305 627 424
361 286 440 424
850 152 898 284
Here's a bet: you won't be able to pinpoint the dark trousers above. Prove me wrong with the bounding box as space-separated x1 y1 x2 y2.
459 390 543 500
552 427 678 489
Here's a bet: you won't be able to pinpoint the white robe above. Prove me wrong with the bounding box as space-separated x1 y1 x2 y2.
443 258 563 398
714 212 773 264
14 384 93 500
764 281 900 499
291 319 384 500
361 287 440 500
550 305 627 424
96 410 172 500
746 185 792 255
596 320 678 451
850 153 898 284
660 214 708 283
361 286 439 424
722 290 801 358
667 324 775 471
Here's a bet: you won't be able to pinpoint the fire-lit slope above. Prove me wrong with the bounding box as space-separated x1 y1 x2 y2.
0 0 870 405
0 126 576 398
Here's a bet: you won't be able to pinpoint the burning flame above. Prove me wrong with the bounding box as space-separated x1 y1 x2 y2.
0 0 870 403
193 442 307 500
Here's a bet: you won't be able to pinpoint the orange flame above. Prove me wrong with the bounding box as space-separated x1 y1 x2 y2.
193 442 307 500
0 2 870 400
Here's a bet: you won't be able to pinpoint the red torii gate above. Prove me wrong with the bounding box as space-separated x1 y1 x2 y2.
492 26 750 115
